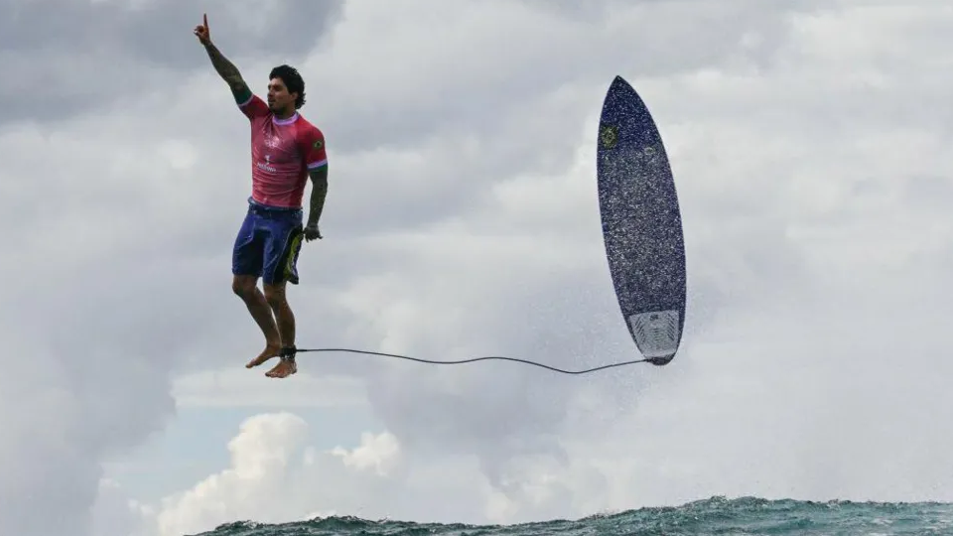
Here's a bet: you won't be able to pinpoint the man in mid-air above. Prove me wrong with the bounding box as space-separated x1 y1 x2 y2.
194 13 329 379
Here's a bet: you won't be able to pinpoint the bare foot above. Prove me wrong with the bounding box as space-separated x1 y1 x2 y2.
265 358 297 378
246 343 282 368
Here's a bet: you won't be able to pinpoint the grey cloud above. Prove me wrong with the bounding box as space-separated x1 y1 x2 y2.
310 4 953 521
316 0 823 154
0 249 181 536
0 0 342 64
345 245 653 505
304 0 830 244
0 0 344 125
5 0 953 533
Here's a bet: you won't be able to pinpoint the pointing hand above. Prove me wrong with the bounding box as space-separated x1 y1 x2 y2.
193 13 210 45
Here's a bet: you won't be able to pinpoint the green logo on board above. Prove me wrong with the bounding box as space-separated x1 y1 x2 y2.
600 125 618 149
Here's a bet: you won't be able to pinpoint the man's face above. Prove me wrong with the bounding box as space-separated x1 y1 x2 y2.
267 77 296 113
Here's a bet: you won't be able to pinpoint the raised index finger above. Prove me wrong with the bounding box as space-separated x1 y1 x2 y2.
203 13 208 29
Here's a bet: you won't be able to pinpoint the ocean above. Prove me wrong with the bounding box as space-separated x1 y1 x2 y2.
191 496 953 536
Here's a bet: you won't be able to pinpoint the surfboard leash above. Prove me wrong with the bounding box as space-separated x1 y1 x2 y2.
283 346 654 374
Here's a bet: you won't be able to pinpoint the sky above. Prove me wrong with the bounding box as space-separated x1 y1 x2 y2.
3 0 953 535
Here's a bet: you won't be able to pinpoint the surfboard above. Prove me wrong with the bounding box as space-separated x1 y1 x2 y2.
596 75 687 365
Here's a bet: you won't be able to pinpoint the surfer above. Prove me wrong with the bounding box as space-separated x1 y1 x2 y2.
194 13 329 379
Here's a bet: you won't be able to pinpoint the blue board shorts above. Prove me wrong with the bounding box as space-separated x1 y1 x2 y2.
232 198 305 285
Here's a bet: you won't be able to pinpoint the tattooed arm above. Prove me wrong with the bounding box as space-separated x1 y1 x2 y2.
307 166 328 231
204 42 251 101
194 13 251 103
301 128 329 241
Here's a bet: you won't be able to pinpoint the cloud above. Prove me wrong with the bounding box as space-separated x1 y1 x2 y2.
0 0 343 125
0 1 345 533
139 412 615 533
150 413 402 536
5 1 953 535
171 368 368 409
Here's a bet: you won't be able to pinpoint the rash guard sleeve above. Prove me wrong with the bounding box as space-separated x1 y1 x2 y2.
299 125 328 171
236 89 269 120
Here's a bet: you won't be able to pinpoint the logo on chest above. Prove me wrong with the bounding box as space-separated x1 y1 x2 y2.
261 130 297 159
257 126 299 174
257 153 278 173
264 133 282 149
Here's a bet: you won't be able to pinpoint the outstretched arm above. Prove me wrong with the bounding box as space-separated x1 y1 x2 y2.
203 42 251 102
194 13 251 103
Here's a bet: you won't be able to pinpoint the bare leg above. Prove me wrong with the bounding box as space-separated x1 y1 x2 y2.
264 282 295 349
263 282 297 378
232 275 282 367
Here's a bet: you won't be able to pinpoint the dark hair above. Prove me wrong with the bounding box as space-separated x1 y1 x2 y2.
269 64 306 109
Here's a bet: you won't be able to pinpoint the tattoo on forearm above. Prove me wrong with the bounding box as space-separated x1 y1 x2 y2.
204 43 244 90
309 175 328 224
